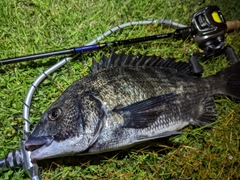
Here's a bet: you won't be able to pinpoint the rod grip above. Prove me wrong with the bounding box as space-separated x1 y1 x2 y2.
226 20 240 31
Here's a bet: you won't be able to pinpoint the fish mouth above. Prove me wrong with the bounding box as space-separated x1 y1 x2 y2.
25 136 54 151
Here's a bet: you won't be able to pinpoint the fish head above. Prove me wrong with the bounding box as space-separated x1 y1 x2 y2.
25 90 103 162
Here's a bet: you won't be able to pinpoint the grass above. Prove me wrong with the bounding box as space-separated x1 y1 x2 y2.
0 0 240 179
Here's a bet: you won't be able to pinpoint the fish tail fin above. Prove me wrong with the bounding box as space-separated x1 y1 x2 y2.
215 62 240 99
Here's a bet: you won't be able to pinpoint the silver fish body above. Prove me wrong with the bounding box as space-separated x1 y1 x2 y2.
25 52 240 162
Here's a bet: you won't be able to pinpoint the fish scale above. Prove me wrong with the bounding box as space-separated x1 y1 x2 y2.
24 52 240 161
94 67 197 107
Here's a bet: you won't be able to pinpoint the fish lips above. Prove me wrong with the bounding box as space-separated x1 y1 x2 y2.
25 136 54 152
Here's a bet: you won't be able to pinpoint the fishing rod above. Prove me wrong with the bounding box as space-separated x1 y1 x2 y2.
1 7 239 76
0 28 192 65
0 19 187 66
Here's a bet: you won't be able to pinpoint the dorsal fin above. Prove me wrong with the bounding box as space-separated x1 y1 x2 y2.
91 51 193 76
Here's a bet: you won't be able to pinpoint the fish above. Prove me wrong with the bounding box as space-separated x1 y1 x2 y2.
25 52 240 162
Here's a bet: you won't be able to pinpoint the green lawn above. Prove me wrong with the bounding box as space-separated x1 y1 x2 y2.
0 0 240 179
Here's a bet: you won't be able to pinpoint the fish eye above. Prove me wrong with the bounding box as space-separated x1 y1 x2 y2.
49 108 62 121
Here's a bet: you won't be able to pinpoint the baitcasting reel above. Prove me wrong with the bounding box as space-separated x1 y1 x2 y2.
189 6 239 75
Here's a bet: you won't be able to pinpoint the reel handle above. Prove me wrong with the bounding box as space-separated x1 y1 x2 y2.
225 46 239 63
226 20 240 31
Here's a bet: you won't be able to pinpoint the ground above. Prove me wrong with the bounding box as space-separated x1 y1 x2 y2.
0 0 239 179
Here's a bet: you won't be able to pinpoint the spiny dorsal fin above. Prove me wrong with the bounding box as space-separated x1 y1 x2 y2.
91 51 193 76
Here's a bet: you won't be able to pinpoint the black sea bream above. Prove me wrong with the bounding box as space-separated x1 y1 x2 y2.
25 52 240 162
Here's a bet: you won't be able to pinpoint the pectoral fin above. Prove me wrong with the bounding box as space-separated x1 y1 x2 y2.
113 93 178 128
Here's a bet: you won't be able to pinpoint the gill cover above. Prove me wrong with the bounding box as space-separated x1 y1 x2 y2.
25 91 105 162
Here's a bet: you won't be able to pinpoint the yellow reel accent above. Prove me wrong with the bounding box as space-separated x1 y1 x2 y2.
212 11 222 23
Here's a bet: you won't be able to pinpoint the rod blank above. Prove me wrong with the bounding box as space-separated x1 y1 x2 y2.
0 33 173 65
